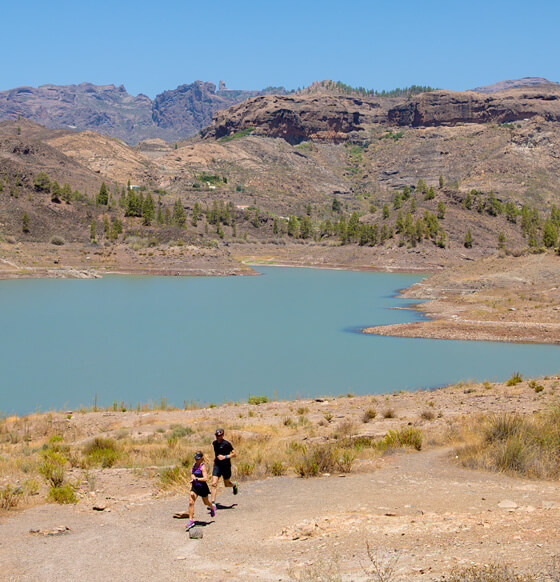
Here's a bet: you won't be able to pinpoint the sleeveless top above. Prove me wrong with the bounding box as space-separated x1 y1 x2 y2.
192 462 204 484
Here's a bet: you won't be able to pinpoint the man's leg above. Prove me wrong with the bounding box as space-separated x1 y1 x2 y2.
211 475 219 504
223 478 239 495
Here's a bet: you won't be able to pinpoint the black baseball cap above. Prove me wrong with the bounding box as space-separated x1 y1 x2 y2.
215 428 224 436
194 451 203 460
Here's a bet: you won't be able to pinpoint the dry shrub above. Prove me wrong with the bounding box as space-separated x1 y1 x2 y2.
0 484 23 510
420 409 435 421
447 564 534 582
382 408 396 419
362 408 377 423
455 408 560 479
294 443 355 477
159 466 190 491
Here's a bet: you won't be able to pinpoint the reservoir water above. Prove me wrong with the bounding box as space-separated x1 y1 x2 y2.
1 266 559 415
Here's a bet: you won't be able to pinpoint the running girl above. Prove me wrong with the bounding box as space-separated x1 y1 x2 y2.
185 451 215 531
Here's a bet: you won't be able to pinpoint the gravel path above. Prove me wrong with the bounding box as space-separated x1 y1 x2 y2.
2 448 559 581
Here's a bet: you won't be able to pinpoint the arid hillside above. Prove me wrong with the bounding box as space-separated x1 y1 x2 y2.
1 81 560 277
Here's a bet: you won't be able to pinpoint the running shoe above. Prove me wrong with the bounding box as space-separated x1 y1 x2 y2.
233 481 238 495
210 504 216 518
185 520 195 531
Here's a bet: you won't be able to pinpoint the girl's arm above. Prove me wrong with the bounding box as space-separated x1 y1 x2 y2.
199 464 208 482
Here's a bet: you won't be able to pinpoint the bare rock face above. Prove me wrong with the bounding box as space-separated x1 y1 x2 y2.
201 94 392 144
388 86 560 127
151 80 268 136
0 81 288 144
0 83 157 143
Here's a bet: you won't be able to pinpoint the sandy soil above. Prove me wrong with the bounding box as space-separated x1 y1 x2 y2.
1 381 560 581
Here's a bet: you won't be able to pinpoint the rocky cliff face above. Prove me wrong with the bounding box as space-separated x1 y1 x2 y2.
387 86 560 127
0 81 286 144
151 81 272 136
201 85 560 143
201 94 395 144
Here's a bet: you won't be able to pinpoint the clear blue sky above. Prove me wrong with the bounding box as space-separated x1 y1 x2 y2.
3 0 558 97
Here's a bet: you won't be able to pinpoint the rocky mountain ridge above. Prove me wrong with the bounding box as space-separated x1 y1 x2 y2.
0 81 287 144
202 84 560 143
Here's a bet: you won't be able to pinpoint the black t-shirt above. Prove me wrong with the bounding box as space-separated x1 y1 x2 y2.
213 438 234 465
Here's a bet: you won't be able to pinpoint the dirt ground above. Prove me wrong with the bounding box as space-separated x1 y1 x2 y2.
1 381 560 581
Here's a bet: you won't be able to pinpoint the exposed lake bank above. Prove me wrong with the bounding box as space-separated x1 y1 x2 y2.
362 253 560 344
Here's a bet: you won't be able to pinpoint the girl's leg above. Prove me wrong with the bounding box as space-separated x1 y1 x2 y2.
188 491 197 519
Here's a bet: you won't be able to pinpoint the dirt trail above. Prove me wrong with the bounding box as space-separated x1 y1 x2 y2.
2 448 559 581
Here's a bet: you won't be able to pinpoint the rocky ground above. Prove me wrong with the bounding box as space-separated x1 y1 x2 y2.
1 380 560 581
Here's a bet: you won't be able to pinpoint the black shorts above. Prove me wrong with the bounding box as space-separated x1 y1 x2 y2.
191 481 210 498
212 462 231 480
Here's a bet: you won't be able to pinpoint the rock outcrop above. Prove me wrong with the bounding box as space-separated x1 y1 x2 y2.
388 85 560 127
201 94 392 144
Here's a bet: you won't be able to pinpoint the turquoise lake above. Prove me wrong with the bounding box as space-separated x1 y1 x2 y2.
1 266 559 415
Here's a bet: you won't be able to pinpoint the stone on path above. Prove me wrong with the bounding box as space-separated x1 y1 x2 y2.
498 500 518 509
189 528 203 539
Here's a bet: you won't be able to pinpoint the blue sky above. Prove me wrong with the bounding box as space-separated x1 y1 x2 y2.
3 0 558 97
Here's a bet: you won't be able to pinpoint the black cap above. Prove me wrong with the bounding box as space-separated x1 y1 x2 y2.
215 428 224 436
194 452 203 460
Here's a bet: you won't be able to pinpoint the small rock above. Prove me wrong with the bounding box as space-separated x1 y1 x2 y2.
176 556 186 560
189 528 203 539
498 500 518 509
384 512 397 517
93 505 107 511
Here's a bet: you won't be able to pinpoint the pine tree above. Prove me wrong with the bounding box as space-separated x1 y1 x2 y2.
22 212 30 233
464 228 473 248
142 193 155 226
90 218 96 241
439 175 444 189
51 181 62 203
542 220 558 248
347 212 360 241
96 182 109 206
437 201 446 219
172 199 186 228
34 172 51 193
382 203 390 219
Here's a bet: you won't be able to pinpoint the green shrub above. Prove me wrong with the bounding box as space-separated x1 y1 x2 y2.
168 425 194 440
248 394 269 405
381 425 423 451
39 450 66 487
50 235 65 246
506 371 523 386
47 483 77 504
528 380 544 393
83 437 119 468
267 461 286 476
0 484 23 510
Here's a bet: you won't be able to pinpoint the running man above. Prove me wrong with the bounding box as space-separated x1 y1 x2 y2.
185 451 215 531
211 428 238 507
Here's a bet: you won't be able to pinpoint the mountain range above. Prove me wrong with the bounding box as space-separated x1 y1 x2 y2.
0 77 557 145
